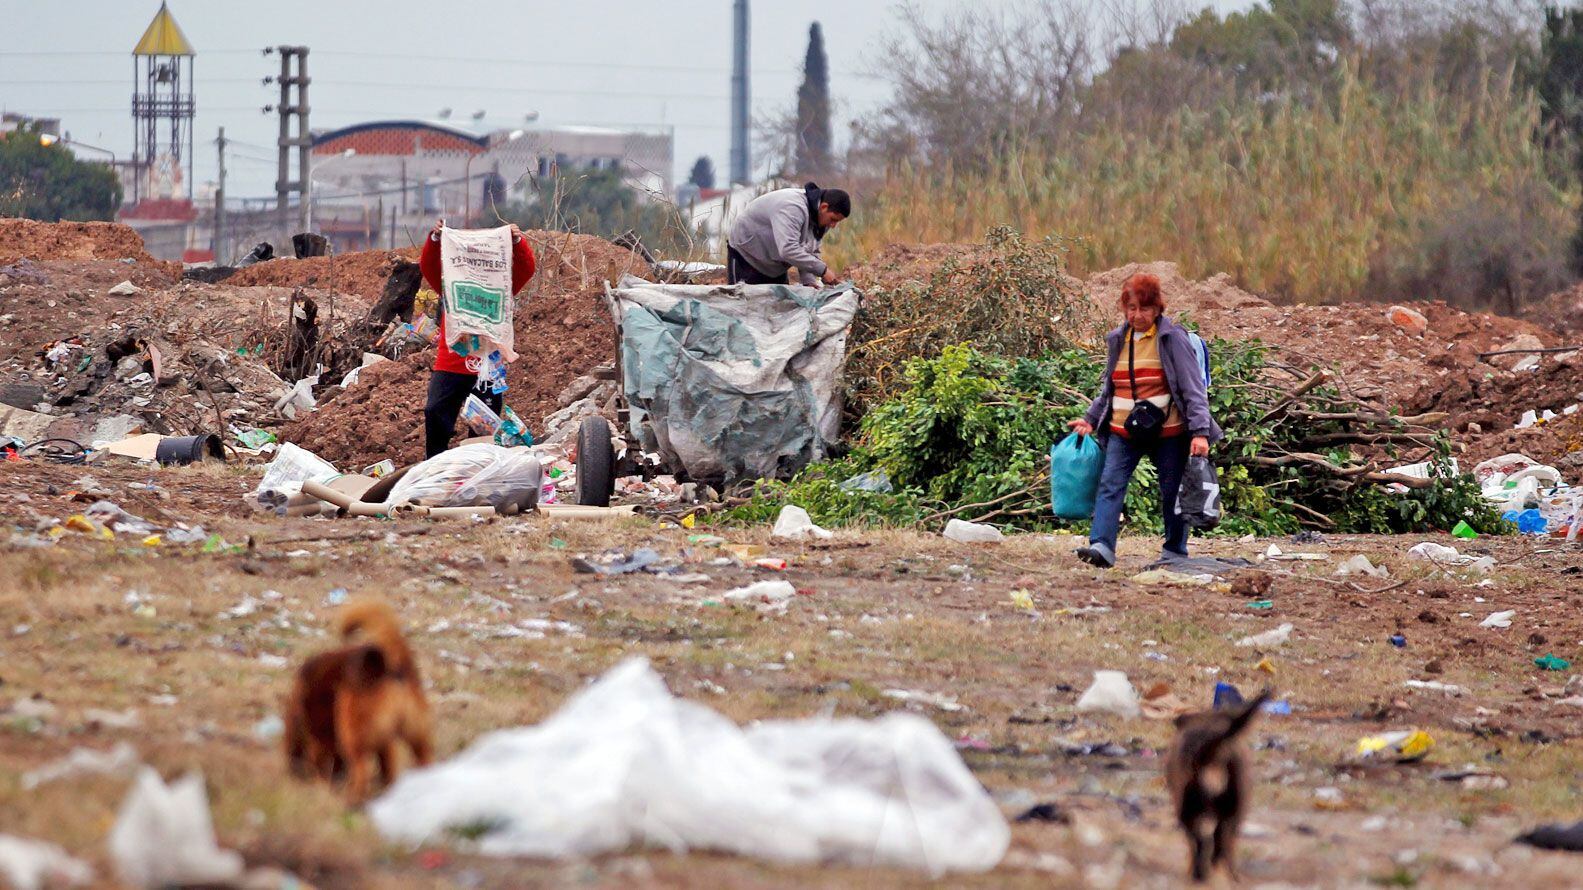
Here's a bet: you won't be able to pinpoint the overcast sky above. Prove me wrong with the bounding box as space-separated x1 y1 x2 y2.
2 0 1251 197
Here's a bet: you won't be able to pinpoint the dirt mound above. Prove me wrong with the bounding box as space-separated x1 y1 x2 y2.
848 241 988 291
0 257 374 441
0 218 179 277
1087 261 1553 408
279 230 644 468
1524 281 1583 337
281 352 433 468
227 247 420 301
1408 350 1583 472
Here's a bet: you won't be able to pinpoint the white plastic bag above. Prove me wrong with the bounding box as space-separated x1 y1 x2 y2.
0 834 94 890
1075 670 1140 718
109 768 244 889
368 658 1008 874
1236 623 1295 647
386 443 541 508
256 442 340 498
943 519 1003 543
440 225 517 362
771 505 832 540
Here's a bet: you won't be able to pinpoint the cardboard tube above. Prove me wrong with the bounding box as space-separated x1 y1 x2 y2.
301 479 353 509
537 504 638 519
343 501 392 517
285 501 331 518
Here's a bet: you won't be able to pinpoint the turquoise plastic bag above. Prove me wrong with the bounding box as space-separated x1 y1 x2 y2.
1050 433 1103 519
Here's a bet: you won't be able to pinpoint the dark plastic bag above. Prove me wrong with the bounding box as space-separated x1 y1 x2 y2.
1176 455 1222 530
1050 433 1104 519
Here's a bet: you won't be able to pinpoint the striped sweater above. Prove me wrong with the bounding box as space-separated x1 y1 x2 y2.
1110 325 1185 438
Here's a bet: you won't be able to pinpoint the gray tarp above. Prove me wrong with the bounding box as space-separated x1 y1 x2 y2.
605 275 860 484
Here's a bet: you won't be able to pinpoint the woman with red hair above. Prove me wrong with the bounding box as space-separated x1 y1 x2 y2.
1068 273 1222 568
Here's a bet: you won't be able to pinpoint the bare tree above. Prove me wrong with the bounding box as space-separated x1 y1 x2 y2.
860 0 1098 170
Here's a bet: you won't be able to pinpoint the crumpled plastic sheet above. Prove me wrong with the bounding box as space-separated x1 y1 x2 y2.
368 658 1008 875
386 442 542 508
607 276 860 484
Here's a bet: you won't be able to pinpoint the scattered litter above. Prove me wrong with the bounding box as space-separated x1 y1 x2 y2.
722 580 797 607
1452 520 1478 539
1246 599 1274 609
1138 683 1190 720
1211 682 1288 714
1403 680 1465 696
22 741 138 790
10 697 57 721
109 768 245 888
1008 590 1036 612
571 548 661 576
1389 634 1407 648
252 715 285 742
1335 555 1388 578
367 658 1008 873
1014 803 1070 824
1354 729 1434 763
1517 822 1583 852
1075 670 1140 719
0 834 94 890
108 280 140 296
83 708 140 730
1535 654 1571 671
942 519 1004 543
1130 568 1217 587
771 505 833 540
1262 543 1326 561
1434 768 1507 790
1407 541 1492 571
839 469 893 493
1479 610 1515 629
753 557 789 571
1236 623 1294 648
882 688 967 713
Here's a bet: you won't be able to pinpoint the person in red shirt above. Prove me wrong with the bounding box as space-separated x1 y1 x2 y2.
418 221 537 457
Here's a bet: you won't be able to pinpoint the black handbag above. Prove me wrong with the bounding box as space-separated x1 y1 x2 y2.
1123 326 1168 445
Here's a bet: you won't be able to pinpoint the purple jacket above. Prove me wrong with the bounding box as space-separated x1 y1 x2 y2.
1083 316 1224 443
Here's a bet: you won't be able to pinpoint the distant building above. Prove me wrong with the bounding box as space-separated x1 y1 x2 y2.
1 112 61 139
300 120 674 251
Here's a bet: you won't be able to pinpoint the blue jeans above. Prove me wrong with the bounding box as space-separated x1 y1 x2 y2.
1089 433 1190 559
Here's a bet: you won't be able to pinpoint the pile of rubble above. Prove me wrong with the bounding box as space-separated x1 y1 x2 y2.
0 250 371 448
280 230 645 467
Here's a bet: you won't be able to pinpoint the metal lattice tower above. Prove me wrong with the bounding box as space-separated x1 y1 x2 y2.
130 2 195 203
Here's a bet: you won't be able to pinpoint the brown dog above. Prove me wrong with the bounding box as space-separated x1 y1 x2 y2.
283 599 432 802
1165 689 1270 883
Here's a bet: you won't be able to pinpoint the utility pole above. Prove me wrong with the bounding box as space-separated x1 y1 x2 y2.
214 126 227 264
266 46 310 241
730 0 751 185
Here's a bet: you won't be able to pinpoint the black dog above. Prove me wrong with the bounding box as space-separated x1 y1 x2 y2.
1165 689 1271 882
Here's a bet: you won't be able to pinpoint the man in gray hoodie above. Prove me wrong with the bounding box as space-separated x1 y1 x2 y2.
727 182 850 286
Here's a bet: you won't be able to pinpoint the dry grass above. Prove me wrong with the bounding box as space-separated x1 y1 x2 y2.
831 67 1577 309
3 496 1583 887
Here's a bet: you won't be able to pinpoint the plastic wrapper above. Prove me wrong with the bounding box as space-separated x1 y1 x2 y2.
460 394 503 436
256 442 340 499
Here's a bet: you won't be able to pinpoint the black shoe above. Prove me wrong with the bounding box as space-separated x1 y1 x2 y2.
1075 546 1114 569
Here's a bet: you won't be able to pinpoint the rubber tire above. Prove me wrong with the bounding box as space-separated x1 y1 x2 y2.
575 416 614 507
